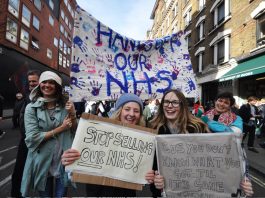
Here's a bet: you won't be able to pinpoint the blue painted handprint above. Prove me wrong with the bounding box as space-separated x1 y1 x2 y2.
184 77 196 94
71 56 84 73
186 64 193 71
171 66 181 80
88 80 102 96
73 36 88 53
70 77 86 89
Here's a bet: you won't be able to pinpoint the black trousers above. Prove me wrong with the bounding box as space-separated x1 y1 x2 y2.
243 124 256 147
11 138 28 198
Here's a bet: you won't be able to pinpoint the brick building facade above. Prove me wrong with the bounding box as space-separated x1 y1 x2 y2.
0 0 77 107
148 0 265 105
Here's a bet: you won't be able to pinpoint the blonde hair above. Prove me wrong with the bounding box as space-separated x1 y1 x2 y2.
150 90 209 133
110 106 146 127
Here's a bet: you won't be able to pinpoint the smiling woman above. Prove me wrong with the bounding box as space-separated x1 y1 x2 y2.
61 93 146 197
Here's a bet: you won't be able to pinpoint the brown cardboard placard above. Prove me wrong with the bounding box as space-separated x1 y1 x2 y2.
68 113 156 190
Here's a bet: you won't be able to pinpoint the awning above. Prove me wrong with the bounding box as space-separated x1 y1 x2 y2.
219 54 265 81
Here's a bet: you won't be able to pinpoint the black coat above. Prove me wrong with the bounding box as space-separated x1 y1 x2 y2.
238 103 259 123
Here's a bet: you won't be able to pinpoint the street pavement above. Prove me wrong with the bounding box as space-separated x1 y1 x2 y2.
1 109 265 197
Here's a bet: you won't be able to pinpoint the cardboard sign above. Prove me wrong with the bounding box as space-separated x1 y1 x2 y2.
70 7 197 102
66 114 156 190
156 133 244 198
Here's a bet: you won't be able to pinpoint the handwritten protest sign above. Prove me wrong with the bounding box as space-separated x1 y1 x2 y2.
65 114 156 187
156 133 244 198
70 6 197 102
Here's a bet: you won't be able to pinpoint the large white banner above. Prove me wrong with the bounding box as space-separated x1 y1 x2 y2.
156 133 244 198
66 115 156 184
70 7 197 102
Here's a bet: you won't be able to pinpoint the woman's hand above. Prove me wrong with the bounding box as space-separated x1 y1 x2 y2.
145 170 155 184
61 117 73 130
61 148 81 166
65 101 76 115
240 177 253 197
154 171 165 189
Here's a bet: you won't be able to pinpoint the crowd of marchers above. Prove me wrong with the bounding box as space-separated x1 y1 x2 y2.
0 69 260 197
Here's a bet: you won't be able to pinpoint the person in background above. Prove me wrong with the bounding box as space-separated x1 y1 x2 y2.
11 70 40 198
145 90 209 197
201 92 242 133
192 99 204 117
61 93 145 197
12 92 24 128
238 96 261 153
20 71 77 197
0 94 5 139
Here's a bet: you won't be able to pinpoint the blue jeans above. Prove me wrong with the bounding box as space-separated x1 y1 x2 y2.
39 176 67 198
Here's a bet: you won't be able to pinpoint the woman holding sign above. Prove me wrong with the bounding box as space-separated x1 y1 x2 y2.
145 89 209 196
61 93 145 197
21 71 77 197
145 90 253 197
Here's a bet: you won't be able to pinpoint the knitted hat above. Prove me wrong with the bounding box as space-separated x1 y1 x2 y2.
29 71 62 100
115 93 143 113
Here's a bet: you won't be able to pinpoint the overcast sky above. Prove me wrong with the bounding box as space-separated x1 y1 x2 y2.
76 0 156 40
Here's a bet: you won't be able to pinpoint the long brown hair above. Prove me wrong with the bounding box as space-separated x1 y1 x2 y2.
150 89 209 133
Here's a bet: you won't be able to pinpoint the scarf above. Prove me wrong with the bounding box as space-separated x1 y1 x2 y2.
204 108 237 126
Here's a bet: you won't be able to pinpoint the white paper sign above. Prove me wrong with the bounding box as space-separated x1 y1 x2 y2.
66 117 156 184
156 133 244 198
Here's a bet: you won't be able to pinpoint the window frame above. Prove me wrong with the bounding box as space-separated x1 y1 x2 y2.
20 28 29 50
22 4 31 27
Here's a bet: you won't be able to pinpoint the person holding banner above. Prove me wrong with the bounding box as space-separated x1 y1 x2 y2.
61 93 145 196
145 89 209 196
21 71 77 197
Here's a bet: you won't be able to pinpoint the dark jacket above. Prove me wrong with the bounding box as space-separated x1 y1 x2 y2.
238 103 259 123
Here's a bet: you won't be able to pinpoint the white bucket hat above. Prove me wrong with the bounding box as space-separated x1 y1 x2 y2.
29 71 62 100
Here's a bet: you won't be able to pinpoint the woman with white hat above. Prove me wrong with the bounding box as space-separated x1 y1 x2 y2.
61 93 145 196
21 71 77 197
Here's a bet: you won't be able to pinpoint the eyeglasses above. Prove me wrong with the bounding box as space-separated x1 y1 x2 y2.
163 100 181 107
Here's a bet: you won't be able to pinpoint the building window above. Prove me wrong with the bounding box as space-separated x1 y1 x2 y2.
8 0 20 18
34 0 41 11
183 7 192 27
211 0 230 28
217 39 225 64
196 53 204 72
54 37 58 47
67 59 70 67
32 15 40 30
47 48 52 59
22 4 31 27
257 14 265 46
64 0 68 6
69 23 72 31
63 56 66 68
20 29 29 50
217 2 225 24
60 24 64 34
185 34 192 49
31 36 40 50
198 0 206 11
65 16 69 26
49 15 54 26
59 53 63 65
6 18 18 43
196 21 205 42
49 0 54 10
63 43 67 54
64 31 68 39
67 47 71 54
59 39 63 51
61 10 65 20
